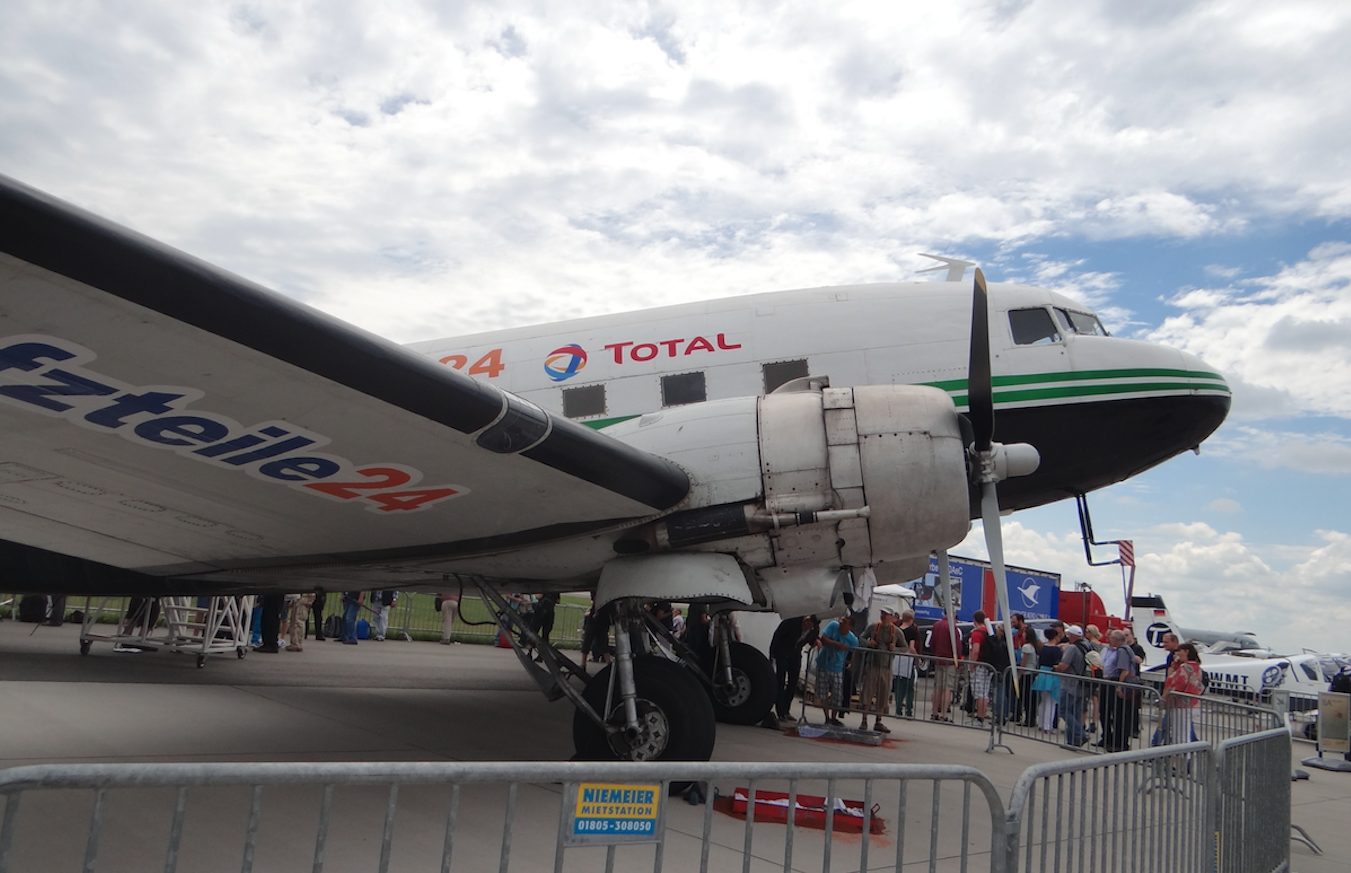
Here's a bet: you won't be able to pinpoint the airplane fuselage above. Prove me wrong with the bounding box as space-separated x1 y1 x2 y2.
408 281 1231 515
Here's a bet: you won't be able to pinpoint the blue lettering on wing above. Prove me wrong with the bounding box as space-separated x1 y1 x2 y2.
0 334 466 514
0 369 117 412
0 341 77 373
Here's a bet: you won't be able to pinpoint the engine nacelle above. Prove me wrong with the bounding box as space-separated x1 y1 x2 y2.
757 384 971 571
599 383 973 615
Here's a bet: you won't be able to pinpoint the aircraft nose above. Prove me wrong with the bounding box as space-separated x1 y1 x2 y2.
1172 347 1231 448
992 336 1232 512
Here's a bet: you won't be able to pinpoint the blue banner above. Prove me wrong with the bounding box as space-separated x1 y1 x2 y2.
900 555 1059 623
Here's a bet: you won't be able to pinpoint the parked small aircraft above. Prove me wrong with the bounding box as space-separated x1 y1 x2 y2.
0 175 1230 761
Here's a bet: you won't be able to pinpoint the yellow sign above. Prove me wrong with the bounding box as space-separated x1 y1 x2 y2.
571 782 661 838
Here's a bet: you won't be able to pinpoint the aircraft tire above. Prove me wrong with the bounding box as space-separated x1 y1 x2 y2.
573 656 716 762
708 641 776 725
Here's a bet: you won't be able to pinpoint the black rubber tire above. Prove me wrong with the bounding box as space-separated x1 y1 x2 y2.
573 656 717 762
79 640 91 655
196 654 207 668
707 641 776 725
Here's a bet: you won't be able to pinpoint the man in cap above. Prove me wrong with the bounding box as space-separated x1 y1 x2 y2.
1054 624 1091 747
858 606 901 732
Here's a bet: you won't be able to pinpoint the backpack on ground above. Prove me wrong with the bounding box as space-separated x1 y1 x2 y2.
323 614 343 638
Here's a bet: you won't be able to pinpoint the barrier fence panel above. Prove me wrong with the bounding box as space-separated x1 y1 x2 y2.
1006 741 1214 873
1212 728 1293 873
385 595 588 648
0 761 1008 873
996 666 1163 756
800 649 1003 740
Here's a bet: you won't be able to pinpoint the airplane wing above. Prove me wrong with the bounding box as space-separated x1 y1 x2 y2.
0 175 689 595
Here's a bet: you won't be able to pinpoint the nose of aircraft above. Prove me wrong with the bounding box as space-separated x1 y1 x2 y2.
1172 346 1231 448
990 335 1231 512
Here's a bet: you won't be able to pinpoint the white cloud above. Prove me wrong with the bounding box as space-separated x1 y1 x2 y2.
1148 243 1351 420
1203 426 1351 474
3 1 1351 341
1206 498 1242 513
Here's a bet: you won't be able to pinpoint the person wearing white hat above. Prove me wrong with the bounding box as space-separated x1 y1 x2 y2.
1054 625 1091 747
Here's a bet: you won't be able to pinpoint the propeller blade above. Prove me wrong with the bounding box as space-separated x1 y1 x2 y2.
980 481 1021 694
968 268 994 453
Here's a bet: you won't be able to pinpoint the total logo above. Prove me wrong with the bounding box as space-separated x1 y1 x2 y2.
0 336 467 514
544 344 588 382
540 333 745 382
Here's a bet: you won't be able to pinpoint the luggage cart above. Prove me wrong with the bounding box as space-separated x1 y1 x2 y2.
78 595 254 667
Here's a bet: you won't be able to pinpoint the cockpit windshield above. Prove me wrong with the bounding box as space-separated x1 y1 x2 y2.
1008 308 1062 345
1055 308 1109 337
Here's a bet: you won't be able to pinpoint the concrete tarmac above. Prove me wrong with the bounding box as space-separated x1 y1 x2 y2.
0 619 1345 871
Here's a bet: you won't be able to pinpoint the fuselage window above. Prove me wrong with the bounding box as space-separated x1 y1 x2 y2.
763 359 809 393
1009 308 1062 345
661 371 707 407
1055 307 1109 337
562 384 606 419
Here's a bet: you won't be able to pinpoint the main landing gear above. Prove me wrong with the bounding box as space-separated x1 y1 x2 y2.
474 584 774 762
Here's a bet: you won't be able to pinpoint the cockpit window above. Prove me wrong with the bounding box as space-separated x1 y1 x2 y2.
1300 661 1321 681
1009 308 1062 345
1055 308 1109 337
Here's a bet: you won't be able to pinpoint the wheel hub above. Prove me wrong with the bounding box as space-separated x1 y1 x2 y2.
607 700 670 761
714 669 752 707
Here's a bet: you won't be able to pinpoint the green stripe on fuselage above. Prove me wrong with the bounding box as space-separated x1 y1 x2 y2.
950 380 1229 408
926 367 1230 394
582 414 642 430
574 369 1228 429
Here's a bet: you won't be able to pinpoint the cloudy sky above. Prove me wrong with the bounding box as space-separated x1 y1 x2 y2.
3 1 1348 655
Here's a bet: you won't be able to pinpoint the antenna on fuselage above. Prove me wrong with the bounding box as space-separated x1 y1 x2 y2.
917 253 976 282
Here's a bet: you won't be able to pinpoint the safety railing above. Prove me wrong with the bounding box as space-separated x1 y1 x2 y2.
800 650 1003 738
1 744 1294 873
1006 741 1214 872
0 761 1008 873
358 593 591 648
995 665 1162 754
0 592 592 649
1213 728 1295 873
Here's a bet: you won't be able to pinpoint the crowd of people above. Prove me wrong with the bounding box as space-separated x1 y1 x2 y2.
756 605 1206 754
247 587 1209 758
246 587 462 651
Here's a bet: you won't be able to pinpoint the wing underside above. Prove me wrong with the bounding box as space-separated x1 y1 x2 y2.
0 175 689 595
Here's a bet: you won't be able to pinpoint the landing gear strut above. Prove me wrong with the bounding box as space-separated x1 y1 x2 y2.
642 606 776 725
474 585 719 762
572 656 716 761
571 600 717 761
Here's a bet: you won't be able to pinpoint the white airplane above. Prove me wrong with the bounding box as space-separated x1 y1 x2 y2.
0 175 1230 762
1132 594 1348 712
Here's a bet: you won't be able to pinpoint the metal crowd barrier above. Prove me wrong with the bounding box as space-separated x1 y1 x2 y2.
1006 741 1213 872
378 594 589 648
1213 728 1297 873
800 649 1003 741
795 642 1292 763
0 592 591 650
1 740 1294 873
0 761 1007 873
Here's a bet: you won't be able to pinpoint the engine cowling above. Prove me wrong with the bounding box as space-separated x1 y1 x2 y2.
598 383 974 615
757 384 971 571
